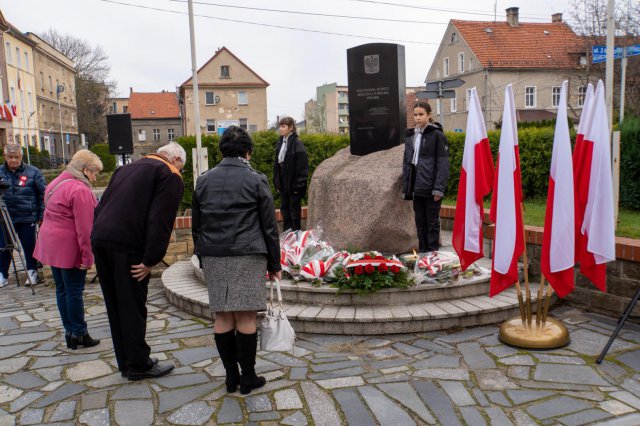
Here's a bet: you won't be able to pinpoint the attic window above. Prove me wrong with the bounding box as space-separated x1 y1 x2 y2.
451 32 458 43
543 30 550 35
221 65 230 78
484 27 493 33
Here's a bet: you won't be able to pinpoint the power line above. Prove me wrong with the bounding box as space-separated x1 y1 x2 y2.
97 0 440 45
342 0 554 21
167 0 448 25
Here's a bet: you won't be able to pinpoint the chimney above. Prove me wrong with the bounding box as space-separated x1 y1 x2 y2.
129 87 133 94
552 13 563 22
506 7 519 27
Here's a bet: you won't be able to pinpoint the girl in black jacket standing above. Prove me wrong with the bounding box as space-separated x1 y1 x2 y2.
273 117 308 231
402 101 450 253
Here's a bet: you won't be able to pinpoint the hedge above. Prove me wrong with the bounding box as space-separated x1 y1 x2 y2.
620 116 640 209
177 124 639 212
89 144 117 173
176 131 349 210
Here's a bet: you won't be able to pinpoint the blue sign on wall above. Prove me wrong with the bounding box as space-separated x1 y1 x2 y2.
592 44 640 63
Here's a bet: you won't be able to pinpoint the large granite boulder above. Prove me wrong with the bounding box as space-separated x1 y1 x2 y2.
307 145 418 254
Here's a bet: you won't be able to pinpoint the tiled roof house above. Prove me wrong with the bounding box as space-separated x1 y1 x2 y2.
128 90 182 160
425 7 591 131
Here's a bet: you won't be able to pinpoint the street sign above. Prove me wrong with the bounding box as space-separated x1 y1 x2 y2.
425 78 465 91
416 90 456 99
592 45 624 63
627 44 640 57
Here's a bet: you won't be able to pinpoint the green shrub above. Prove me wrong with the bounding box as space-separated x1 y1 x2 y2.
90 144 117 172
620 116 640 209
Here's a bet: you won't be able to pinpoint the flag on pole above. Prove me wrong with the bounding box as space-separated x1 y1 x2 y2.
453 87 494 270
573 80 615 290
489 84 524 297
541 81 574 297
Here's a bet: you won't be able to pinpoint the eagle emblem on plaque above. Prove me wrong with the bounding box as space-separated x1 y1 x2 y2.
364 54 380 74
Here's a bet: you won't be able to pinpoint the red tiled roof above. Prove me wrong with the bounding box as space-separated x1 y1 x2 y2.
128 92 180 120
451 20 583 69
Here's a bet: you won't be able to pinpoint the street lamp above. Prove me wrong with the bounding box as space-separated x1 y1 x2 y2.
56 84 66 164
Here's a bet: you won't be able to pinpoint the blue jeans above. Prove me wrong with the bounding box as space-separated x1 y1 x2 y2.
0 222 38 275
52 267 88 336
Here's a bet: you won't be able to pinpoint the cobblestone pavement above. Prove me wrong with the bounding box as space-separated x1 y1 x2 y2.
1 277 640 426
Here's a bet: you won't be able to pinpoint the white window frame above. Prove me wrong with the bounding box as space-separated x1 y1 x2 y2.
138 129 146 142
525 86 536 108
153 129 160 141
552 86 561 107
205 91 216 105
5 42 11 65
24 52 29 72
443 57 449 77
451 93 457 112
10 86 15 105
465 89 472 111
237 91 248 105
578 85 586 107
168 128 176 141
206 119 216 133
458 52 465 74
15 47 21 69
239 118 248 130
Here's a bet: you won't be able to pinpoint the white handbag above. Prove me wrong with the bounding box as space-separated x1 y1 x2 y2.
260 278 296 352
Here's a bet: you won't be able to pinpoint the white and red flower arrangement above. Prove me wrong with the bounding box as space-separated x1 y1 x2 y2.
332 251 414 295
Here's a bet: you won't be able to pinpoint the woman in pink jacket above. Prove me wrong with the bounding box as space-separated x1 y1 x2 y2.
34 150 103 350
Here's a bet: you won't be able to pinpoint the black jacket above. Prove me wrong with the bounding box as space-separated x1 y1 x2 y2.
91 154 184 266
192 157 281 273
273 133 309 195
402 122 450 199
0 162 46 224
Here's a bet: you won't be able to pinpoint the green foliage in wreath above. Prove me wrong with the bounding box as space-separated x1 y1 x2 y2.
331 264 414 295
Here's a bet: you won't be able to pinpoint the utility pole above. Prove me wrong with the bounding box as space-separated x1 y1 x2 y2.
187 0 207 185
57 84 65 164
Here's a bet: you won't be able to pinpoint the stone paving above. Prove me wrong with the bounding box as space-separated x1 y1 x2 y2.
1 276 640 425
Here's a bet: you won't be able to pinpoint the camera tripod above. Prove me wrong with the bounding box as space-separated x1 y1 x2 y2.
0 197 36 295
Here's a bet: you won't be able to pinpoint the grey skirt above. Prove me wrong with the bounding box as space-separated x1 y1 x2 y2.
202 254 267 313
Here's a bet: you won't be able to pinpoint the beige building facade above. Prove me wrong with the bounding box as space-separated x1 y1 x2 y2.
180 47 268 136
426 8 589 132
4 24 39 150
28 32 79 160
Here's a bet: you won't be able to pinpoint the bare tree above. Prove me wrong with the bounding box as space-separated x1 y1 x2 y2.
570 0 640 118
40 29 115 146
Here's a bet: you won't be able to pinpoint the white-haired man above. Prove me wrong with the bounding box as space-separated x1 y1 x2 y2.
92 142 185 380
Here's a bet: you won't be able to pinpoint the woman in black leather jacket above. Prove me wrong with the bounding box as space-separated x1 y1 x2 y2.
192 126 282 395
402 101 450 253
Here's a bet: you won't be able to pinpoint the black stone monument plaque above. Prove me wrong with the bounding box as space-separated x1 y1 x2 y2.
347 43 406 156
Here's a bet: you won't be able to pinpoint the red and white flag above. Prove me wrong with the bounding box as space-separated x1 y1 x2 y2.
453 87 495 270
573 80 615 290
541 81 574 297
489 84 524 297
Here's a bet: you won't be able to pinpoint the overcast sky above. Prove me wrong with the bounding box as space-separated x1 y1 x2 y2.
3 0 572 124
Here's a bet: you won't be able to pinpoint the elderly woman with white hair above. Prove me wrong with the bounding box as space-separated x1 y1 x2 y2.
34 149 103 349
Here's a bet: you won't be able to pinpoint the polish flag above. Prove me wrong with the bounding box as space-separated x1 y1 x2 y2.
573 80 615 290
452 87 494 270
541 81 574 297
3 104 12 122
489 84 524 297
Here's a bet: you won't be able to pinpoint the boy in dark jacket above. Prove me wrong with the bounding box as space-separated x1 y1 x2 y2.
273 116 308 231
402 101 450 253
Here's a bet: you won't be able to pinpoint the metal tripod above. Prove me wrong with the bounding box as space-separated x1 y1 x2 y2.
0 197 36 295
596 287 640 364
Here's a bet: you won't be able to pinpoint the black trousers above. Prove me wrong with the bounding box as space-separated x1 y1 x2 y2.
280 192 302 231
93 246 154 373
413 195 442 253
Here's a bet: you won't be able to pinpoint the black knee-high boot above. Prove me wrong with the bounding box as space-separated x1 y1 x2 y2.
214 330 240 392
235 331 266 395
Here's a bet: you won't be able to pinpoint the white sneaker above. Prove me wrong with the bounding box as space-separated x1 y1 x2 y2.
25 269 38 286
0 272 7 288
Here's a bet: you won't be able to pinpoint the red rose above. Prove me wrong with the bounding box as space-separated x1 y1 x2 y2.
364 254 372 260
375 255 384 260
354 266 364 275
390 265 400 274
378 263 388 273
364 264 375 274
